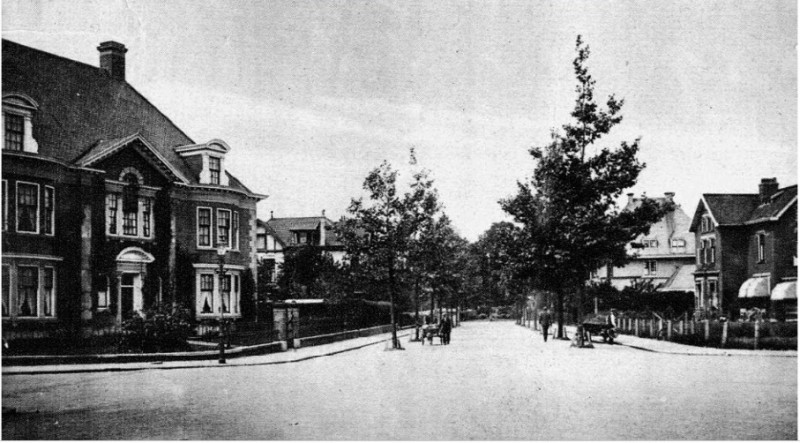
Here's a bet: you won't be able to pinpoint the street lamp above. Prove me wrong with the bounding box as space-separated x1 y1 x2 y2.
217 246 228 364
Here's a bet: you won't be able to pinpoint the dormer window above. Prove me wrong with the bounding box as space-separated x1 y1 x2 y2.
209 157 221 185
3 93 40 153
4 113 24 151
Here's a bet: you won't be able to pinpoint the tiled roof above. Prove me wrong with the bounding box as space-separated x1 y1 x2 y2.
2 39 255 195
260 216 343 248
747 185 797 222
702 194 760 225
623 196 696 255
657 264 697 292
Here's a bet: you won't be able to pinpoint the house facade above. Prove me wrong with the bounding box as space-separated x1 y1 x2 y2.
689 178 797 320
2 40 266 340
592 192 697 292
256 212 345 289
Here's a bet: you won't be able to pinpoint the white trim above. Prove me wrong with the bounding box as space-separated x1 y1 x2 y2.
115 246 156 263
197 206 213 249
78 133 190 184
43 185 55 236
232 211 240 251
15 181 39 234
174 139 231 155
118 167 145 184
42 266 56 317
699 197 719 227
2 253 64 262
2 150 105 174
192 263 246 271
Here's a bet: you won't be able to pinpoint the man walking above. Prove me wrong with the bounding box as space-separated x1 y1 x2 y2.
441 315 452 345
538 308 552 342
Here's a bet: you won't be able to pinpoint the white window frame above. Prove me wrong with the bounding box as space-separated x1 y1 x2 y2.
15 181 40 234
2 179 7 231
232 211 240 250
43 185 55 236
197 206 213 249
209 156 221 185
106 193 154 239
644 260 657 275
216 208 232 249
757 232 766 263
708 278 719 308
97 276 111 310
42 266 56 317
4 111 25 151
195 269 241 318
671 238 685 248
709 238 716 264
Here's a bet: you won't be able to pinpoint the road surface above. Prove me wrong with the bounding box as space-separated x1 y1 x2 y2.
2 320 796 439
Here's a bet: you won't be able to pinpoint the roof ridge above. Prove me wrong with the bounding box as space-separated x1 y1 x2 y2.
3 39 110 78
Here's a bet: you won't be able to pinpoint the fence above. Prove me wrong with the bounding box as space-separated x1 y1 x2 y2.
616 315 797 350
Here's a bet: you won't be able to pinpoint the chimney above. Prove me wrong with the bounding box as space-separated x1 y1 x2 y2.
664 192 675 202
97 41 128 81
626 193 634 205
319 210 326 246
759 178 779 204
270 211 274 219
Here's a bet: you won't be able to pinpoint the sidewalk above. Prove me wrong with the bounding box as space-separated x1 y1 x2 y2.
523 323 797 357
2 329 412 376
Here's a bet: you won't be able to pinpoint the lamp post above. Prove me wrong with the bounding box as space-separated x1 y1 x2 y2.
217 246 227 364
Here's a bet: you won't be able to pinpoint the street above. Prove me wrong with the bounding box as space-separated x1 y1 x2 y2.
2 321 796 440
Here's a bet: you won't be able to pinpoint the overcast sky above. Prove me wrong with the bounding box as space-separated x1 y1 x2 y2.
3 0 796 240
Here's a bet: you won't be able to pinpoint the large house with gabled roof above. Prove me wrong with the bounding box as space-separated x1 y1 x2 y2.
689 178 797 320
2 39 266 340
256 212 345 290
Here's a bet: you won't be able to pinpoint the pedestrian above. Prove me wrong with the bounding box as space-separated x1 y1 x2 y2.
538 308 552 342
441 316 452 345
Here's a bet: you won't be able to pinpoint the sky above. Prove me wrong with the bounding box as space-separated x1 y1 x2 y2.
2 0 796 241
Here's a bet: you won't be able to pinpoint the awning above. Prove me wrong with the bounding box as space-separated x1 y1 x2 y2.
657 264 697 292
738 277 770 298
771 281 797 301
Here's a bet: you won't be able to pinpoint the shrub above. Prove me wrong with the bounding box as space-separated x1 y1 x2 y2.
119 303 194 353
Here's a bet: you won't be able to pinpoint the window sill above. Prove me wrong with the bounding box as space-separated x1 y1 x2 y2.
107 234 154 241
4 316 58 321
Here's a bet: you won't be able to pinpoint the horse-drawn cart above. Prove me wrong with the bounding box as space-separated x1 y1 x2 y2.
420 325 444 345
581 311 617 344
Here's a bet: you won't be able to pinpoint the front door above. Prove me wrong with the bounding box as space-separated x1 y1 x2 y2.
120 273 143 318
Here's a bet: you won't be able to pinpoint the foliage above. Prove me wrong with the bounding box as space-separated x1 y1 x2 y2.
586 280 694 316
239 268 256 320
500 36 671 334
119 303 194 353
336 150 440 347
275 245 350 301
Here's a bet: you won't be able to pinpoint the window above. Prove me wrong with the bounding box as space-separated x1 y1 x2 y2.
701 215 713 233
708 280 718 308
209 157 221 185
2 180 7 231
697 243 704 265
4 113 24 151
670 238 686 248
200 274 214 313
122 207 138 235
142 198 151 238
233 274 239 314
295 231 308 245
232 212 239 250
221 275 231 313
703 240 711 264
17 266 38 316
644 260 657 275
256 233 266 250
217 209 231 247
44 186 54 235
2 266 9 317
642 239 658 248
695 281 703 307
757 233 766 263
107 194 119 234
709 238 716 264
263 259 276 283
16 182 39 233
198 208 212 247
43 267 54 317
98 277 110 309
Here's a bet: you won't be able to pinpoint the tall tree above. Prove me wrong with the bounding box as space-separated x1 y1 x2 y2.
337 152 439 349
501 36 670 341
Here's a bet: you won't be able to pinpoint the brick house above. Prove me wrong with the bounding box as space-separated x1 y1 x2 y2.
2 40 266 340
592 192 697 292
256 212 345 290
689 178 797 320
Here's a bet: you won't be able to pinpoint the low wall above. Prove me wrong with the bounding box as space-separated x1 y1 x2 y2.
298 324 412 348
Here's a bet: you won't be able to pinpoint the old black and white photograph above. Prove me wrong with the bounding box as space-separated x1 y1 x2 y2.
1 0 797 440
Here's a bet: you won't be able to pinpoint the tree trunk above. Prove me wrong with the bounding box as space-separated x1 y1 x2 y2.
556 287 565 339
413 278 420 340
388 255 400 349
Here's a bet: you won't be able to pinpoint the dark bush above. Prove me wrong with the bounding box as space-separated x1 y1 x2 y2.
119 303 194 353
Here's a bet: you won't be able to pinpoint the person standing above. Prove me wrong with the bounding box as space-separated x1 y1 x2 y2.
441 316 452 345
538 308 552 342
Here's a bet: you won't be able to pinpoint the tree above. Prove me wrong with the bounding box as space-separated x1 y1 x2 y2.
501 36 671 342
337 152 439 349
275 245 348 300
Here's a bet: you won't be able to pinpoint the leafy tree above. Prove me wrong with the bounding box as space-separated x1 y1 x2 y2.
337 152 439 349
275 245 349 300
501 36 670 341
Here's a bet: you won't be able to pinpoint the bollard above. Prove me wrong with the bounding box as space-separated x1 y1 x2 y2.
667 320 672 340
721 320 728 347
754 321 760 350
704 320 710 342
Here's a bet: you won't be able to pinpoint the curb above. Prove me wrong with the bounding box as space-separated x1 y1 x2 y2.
2 332 411 376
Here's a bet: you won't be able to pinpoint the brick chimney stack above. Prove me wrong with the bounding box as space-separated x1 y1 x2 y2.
664 192 675 202
98 41 128 81
320 210 326 246
759 178 779 204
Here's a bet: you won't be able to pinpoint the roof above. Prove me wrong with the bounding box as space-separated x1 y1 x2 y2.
2 39 256 195
657 264 697 292
690 185 797 230
259 216 344 248
624 196 696 256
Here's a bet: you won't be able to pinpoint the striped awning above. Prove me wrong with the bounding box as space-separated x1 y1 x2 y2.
771 281 797 301
738 277 770 298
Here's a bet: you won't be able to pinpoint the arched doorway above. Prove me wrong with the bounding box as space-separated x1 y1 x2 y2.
115 247 155 320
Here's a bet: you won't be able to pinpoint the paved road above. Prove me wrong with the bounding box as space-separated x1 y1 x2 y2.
2 321 796 439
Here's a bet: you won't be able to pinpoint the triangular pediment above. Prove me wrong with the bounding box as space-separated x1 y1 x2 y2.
76 133 189 184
